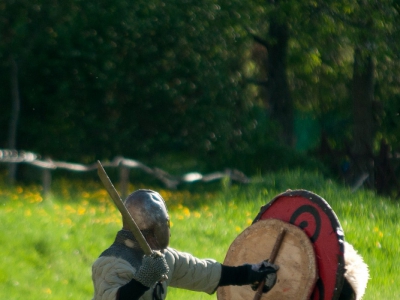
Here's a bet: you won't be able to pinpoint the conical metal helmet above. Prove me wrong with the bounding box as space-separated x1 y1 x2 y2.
124 189 170 250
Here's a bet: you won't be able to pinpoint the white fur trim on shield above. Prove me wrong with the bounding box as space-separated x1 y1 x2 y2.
344 242 369 300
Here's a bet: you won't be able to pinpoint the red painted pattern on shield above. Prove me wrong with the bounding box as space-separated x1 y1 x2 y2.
254 190 345 300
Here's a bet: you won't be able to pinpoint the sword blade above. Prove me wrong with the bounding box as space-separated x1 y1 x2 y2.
96 160 152 255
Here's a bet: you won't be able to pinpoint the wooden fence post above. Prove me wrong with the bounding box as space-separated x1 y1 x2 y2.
222 169 232 190
42 168 52 200
119 164 129 199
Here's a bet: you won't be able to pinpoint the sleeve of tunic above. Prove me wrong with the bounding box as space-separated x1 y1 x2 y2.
92 256 137 300
164 248 222 294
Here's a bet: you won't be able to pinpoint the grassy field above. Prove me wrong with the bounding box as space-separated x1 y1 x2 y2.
0 170 399 299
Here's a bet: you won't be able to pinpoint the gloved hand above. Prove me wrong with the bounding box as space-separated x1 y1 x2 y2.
134 251 169 287
218 260 279 292
248 260 279 293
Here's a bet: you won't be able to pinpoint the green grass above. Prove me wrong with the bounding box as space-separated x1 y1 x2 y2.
0 170 399 299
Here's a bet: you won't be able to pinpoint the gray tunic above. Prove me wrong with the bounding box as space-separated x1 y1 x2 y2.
91 230 222 300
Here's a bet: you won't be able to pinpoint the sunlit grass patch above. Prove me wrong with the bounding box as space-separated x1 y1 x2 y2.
0 171 399 299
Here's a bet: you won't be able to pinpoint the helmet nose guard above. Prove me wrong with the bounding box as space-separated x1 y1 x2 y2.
124 189 170 250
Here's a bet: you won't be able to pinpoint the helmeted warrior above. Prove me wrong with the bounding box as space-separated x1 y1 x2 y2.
91 189 279 300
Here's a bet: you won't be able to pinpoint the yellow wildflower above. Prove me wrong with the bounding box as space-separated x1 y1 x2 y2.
183 207 190 217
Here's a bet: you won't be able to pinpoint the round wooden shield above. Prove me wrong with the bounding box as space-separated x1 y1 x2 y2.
217 219 317 300
254 190 345 300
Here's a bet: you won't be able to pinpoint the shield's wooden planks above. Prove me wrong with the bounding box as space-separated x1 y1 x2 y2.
254 190 345 300
217 219 317 300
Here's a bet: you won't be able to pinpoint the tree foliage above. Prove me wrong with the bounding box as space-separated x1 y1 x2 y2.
1 0 266 165
1 0 400 191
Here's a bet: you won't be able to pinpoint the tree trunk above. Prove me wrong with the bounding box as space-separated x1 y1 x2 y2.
265 18 294 147
351 47 375 188
8 55 21 184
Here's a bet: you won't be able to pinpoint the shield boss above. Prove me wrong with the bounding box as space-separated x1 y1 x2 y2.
217 219 317 300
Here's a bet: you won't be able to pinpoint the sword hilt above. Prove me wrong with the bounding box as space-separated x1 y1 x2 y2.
253 227 286 300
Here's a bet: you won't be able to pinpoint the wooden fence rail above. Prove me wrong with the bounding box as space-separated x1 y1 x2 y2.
0 149 250 198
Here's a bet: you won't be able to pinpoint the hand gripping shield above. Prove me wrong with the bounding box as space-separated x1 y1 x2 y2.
218 190 345 300
217 219 317 300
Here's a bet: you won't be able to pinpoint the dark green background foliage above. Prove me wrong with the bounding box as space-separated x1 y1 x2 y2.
1 1 264 162
1 0 400 184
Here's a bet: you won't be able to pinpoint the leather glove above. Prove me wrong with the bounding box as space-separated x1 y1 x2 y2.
249 260 279 293
134 251 169 287
218 260 279 291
